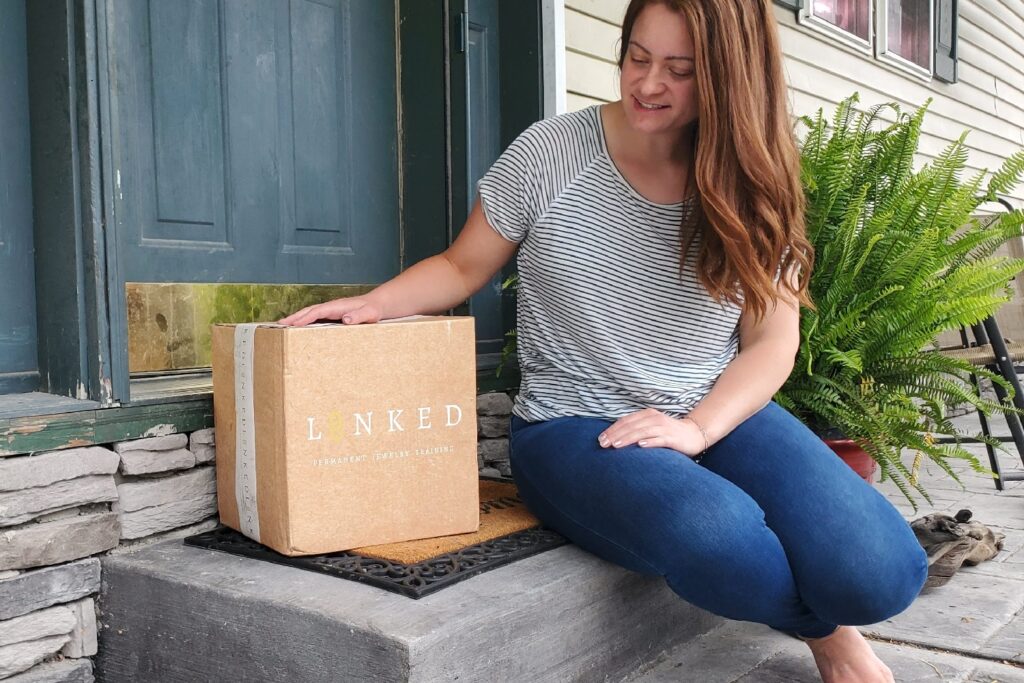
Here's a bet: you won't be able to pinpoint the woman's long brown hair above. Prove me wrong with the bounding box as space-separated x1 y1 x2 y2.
618 0 814 320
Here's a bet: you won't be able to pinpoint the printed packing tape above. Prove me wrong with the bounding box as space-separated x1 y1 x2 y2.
234 324 262 541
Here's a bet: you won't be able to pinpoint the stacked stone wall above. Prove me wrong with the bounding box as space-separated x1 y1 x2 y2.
0 390 514 681
476 391 514 478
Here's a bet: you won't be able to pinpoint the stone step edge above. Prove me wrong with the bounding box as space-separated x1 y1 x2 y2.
97 540 725 683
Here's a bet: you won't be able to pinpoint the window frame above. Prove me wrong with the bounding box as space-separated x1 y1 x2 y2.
876 0 934 81
799 0 874 56
799 0 939 81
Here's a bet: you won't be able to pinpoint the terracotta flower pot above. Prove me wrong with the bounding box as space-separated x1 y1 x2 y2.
824 439 877 483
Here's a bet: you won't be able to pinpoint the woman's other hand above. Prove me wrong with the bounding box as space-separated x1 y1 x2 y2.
597 408 706 458
277 296 383 327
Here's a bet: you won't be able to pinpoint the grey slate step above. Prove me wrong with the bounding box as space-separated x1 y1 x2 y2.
97 539 723 683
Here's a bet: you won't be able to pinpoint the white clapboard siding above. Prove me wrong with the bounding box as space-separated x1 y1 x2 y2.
785 61 1012 157
960 2 1024 69
566 50 619 102
565 0 625 25
958 30 1024 122
565 8 620 63
567 92 606 112
777 23 1024 147
561 0 1024 206
994 0 1024 22
564 1 623 109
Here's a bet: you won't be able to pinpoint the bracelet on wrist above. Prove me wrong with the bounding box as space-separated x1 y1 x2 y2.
682 415 710 459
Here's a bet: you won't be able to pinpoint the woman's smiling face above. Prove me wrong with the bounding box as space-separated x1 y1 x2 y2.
619 2 699 137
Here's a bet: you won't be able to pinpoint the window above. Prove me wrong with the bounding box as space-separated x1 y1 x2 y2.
881 0 932 72
798 0 941 81
811 0 871 43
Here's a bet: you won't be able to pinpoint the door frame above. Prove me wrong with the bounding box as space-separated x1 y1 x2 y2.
442 0 547 368
15 0 546 409
21 0 114 406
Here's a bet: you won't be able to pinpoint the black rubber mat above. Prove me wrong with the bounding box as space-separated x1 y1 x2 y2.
184 524 568 599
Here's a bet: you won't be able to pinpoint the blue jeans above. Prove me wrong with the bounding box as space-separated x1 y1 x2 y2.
508 401 928 638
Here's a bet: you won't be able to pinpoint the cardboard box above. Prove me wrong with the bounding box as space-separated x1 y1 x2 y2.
211 316 479 556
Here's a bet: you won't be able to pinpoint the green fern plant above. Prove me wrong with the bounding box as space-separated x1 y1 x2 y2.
777 93 1024 508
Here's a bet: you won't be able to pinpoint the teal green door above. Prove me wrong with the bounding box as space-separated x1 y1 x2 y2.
0 0 39 394
101 0 400 394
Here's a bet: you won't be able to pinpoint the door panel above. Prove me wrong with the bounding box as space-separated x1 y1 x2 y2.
147 0 228 243
106 0 399 285
287 0 350 247
0 0 39 393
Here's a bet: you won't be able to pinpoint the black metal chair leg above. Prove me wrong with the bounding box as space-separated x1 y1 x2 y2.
969 371 1005 490
983 317 1024 415
967 316 1024 486
980 317 1024 475
986 367 1024 489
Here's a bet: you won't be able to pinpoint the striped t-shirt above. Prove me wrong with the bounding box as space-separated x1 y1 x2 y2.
477 105 742 423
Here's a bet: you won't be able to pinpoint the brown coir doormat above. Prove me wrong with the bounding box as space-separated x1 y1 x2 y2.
354 480 540 563
183 479 568 599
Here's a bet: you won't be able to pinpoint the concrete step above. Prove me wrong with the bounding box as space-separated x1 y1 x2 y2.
625 620 1024 683
96 539 723 682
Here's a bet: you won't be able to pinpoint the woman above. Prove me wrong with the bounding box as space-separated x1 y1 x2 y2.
281 1 927 680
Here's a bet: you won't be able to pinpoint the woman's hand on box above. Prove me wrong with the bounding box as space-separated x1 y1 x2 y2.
278 297 383 327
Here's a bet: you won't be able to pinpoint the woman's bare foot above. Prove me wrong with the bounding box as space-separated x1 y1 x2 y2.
804 626 895 683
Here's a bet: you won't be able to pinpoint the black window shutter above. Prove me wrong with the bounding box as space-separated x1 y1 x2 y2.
773 0 802 11
934 0 958 83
